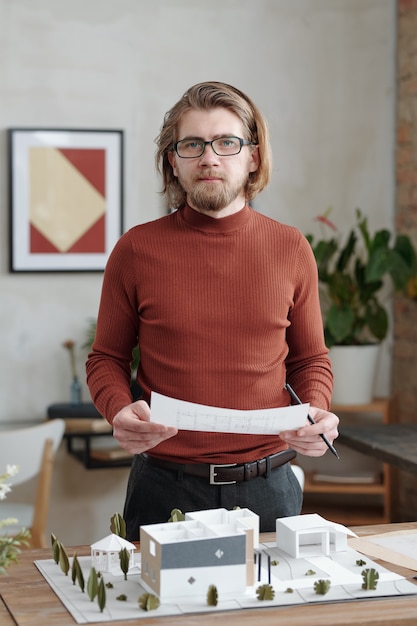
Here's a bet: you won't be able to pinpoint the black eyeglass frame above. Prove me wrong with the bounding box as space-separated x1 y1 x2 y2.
172 136 256 158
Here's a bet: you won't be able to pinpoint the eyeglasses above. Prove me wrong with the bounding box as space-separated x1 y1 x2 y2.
173 136 256 158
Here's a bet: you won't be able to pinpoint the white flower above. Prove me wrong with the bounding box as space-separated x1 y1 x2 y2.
0 517 18 529
0 464 30 574
0 465 18 501
0 483 12 500
6 465 18 477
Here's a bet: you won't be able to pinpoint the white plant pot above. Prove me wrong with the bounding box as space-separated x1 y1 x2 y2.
329 344 380 405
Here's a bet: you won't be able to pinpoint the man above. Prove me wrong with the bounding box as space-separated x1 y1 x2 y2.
86 81 338 539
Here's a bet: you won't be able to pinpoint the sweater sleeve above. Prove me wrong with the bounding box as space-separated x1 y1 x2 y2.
86 232 140 423
284 234 333 410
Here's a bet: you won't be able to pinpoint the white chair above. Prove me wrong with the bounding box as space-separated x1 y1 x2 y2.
291 464 305 490
0 419 65 548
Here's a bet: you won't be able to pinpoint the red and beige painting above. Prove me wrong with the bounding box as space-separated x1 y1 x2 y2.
28 146 106 254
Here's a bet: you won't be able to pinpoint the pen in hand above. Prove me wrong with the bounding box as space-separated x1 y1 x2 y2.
284 382 340 459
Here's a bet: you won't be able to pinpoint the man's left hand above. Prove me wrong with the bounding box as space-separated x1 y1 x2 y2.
279 407 339 456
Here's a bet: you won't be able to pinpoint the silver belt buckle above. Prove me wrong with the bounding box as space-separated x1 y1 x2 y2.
209 463 237 485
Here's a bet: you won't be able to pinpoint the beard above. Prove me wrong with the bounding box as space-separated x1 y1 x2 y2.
179 170 248 213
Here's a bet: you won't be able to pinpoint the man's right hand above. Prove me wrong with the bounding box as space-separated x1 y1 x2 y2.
112 399 178 454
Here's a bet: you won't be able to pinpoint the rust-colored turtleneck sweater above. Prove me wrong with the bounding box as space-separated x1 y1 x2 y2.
86 204 332 464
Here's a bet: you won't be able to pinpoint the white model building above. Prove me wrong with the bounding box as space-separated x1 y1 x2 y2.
90 534 136 575
139 508 259 600
275 513 355 558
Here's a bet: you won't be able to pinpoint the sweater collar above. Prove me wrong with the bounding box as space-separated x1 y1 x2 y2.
179 203 252 234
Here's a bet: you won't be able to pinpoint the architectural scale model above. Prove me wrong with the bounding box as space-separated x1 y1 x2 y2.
35 509 417 623
90 534 136 576
140 507 259 599
275 512 355 558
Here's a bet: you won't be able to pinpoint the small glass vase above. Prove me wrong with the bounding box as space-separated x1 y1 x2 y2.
70 376 82 405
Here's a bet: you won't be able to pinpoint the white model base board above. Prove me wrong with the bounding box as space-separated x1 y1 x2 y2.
35 543 417 623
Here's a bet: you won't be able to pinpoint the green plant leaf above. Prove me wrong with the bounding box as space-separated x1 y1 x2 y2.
365 302 388 341
370 228 391 255
138 593 160 611
395 234 417 273
51 535 60 564
97 577 106 612
87 567 99 601
366 247 391 282
58 542 70 576
356 208 371 250
72 554 85 592
110 513 126 539
119 547 130 580
256 584 275 600
207 584 218 606
71 553 78 585
361 568 379 590
314 579 331 595
336 230 356 274
327 304 355 344
314 239 339 279
168 508 185 522
387 247 416 289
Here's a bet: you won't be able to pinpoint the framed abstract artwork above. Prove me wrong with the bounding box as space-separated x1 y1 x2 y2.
8 128 123 272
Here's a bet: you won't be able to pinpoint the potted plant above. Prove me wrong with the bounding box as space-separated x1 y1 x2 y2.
306 208 417 403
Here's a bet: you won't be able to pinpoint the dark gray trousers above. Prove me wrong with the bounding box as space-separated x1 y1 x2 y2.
123 454 303 541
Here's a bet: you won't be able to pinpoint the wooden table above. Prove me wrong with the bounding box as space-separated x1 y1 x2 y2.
1 522 417 626
339 423 417 475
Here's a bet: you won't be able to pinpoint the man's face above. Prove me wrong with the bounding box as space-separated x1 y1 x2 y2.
168 108 259 217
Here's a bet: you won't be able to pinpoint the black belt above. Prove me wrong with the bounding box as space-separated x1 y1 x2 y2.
141 449 296 485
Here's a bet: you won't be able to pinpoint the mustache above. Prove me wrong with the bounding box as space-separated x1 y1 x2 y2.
195 171 224 181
